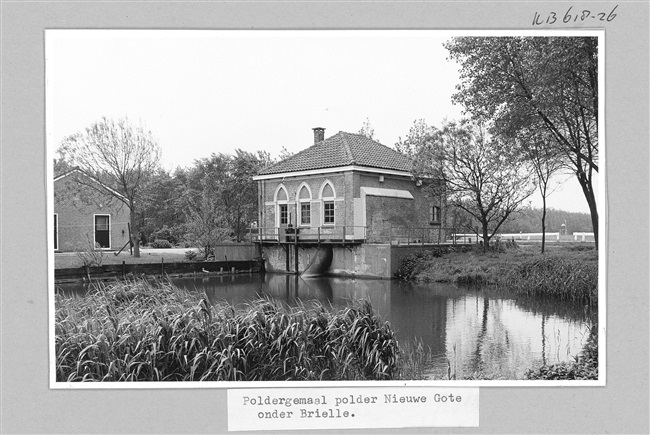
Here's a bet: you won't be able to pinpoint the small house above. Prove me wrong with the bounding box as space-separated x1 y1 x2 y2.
53 169 130 252
253 128 445 244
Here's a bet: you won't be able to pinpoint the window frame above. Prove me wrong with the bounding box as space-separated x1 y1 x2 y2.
323 201 335 225
297 183 312 227
93 213 111 249
300 202 311 226
319 180 336 227
279 203 289 226
429 205 441 225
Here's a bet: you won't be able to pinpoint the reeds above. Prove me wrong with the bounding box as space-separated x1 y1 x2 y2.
525 324 598 380
503 256 597 305
55 279 401 382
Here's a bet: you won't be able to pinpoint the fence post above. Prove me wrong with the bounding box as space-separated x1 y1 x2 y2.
343 226 346 242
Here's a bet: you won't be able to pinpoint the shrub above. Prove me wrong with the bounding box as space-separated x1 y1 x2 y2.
150 226 179 245
75 237 105 267
185 250 198 261
395 249 445 280
150 239 173 249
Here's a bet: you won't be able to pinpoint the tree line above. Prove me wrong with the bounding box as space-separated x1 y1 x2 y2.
394 36 598 252
55 117 272 258
55 36 598 256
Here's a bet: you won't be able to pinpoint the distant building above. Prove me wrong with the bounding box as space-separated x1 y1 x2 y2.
253 128 445 243
53 169 130 252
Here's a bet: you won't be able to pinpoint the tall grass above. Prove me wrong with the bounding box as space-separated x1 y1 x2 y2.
525 324 598 380
503 255 597 305
55 279 403 382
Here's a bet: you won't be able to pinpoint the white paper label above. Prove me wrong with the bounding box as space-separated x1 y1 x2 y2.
228 387 479 431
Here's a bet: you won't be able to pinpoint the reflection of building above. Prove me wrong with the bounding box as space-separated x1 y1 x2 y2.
253 128 444 244
388 285 448 360
53 169 130 252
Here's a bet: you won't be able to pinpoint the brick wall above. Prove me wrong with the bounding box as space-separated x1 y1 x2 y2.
259 173 348 231
54 177 130 252
257 170 444 241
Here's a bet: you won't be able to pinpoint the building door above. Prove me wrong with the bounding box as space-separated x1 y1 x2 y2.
94 215 110 248
54 214 58 250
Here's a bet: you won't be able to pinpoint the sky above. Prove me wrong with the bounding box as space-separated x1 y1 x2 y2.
46 30 596 214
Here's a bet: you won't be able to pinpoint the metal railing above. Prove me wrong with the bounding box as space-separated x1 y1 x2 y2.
249 226 367 244
250 225 465 245
383 227 460 245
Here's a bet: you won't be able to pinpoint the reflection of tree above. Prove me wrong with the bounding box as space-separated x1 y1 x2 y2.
541 312 547 365
467 296 490 374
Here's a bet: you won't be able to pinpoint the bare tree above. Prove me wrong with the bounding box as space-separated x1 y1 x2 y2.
445 37 599 247
516 129 565 253
417 120 535 252
58 117 161 257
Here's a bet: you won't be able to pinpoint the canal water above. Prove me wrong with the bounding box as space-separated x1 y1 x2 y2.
57 273 595 380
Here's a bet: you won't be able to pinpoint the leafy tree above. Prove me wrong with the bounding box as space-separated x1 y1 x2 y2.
179 150 272 253
58 117 161 257
277 146 294 162
137 168 186 245
416 120 535 252
445 36 599 246
394 119 436 158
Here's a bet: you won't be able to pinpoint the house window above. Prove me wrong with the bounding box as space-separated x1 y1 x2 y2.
297 184 312 227
54 214 58 250
429 205 441 224
324 201 335 225
94 214 111 248
279 204 288 226
300 203 311 226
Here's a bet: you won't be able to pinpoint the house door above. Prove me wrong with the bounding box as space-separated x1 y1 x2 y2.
53 214 59 250
95 215 110 248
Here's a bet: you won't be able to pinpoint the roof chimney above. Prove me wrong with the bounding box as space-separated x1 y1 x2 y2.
312 127 325 144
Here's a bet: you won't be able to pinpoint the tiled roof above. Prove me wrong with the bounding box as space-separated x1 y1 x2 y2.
258 131 414 175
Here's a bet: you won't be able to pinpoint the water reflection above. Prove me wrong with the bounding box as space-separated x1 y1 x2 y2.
56 273 594 380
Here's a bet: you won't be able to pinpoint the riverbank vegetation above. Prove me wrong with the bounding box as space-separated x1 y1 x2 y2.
55 279 417 382
525 325 598 380
396 244 597 305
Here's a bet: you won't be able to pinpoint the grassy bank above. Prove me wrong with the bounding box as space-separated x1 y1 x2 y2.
55 279 429 382
525 325 598 380
396 244 598 305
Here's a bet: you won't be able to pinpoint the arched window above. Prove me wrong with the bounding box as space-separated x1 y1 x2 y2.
319 181 336 226
274 185 289 227
297 183 312 226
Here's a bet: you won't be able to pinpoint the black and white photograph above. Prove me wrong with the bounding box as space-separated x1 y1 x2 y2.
48 30 603 385
2 1 649 433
